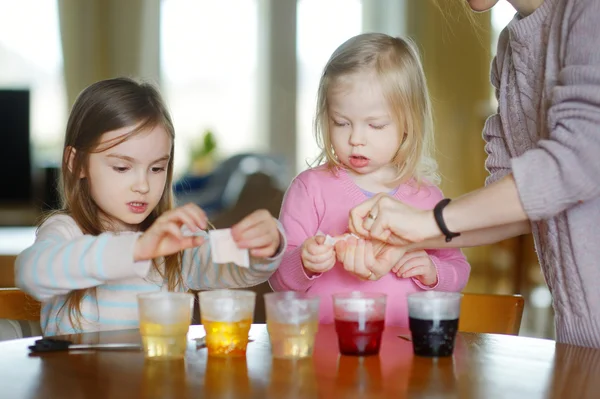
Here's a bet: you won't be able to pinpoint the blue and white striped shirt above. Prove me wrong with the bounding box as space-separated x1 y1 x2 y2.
15 214 284 336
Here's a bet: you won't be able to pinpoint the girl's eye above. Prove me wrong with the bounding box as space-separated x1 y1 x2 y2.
370 124 387 130
332 120 348 127
113 166 129 173
151 167 166 173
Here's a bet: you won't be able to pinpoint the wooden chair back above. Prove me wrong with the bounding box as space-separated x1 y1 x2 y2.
0 288 41 321
459 293 525 335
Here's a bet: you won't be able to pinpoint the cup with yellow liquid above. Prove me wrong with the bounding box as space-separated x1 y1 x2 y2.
199 289 256 357
137 292 194 359
264 291 320 359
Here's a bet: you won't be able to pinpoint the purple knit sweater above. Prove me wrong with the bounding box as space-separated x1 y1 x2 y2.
483 0 600 347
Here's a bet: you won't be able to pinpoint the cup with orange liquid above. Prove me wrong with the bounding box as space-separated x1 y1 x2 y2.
199 289 256 357
333 292 387 356
137 292 194 359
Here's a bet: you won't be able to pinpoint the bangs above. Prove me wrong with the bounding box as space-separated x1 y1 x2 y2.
91 116 165 154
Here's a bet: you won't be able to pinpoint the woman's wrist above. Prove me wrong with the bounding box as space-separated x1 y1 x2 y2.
422 209 443 241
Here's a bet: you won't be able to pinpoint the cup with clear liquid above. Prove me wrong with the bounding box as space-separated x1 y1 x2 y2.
407 291 462 357
137 292 194 359
332 292 387 356
264 291 320 359
199 289 256 357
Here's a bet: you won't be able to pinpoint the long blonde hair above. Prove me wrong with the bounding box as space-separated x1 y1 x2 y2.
314 33 439 185
47 77 183 331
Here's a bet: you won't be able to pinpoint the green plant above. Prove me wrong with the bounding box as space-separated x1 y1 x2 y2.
191 129 217 160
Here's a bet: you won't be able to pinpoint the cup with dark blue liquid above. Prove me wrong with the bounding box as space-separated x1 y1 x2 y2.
407 292 462 357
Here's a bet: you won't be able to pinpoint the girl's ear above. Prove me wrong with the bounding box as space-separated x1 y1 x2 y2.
64 146 85 178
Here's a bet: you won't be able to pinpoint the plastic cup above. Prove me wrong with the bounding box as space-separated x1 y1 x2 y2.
199 289 256 357
407 291 462 357
137 292 194 359
264 291 320 359
332 291 387 356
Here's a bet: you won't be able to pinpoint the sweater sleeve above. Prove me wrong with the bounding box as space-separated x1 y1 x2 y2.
511 0 600 220
183 220 286 290
484 32 514 186
268 176 322 292
15 215 152 302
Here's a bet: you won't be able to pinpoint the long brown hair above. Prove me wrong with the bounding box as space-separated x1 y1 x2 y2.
49 77 182 331
314 33 439 186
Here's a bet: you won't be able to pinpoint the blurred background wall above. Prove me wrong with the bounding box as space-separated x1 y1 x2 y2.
0 0 553 338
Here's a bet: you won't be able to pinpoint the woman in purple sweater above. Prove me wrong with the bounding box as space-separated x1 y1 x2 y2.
350 0 600 348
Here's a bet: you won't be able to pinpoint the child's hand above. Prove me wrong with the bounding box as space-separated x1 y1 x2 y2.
134 203 208 261
301 235 336 275
392 250 438 287
335 236 408 280
231 209 281 258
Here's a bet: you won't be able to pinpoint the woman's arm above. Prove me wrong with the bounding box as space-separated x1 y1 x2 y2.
439 174 529 236
407 220 531 251
349 174 529 245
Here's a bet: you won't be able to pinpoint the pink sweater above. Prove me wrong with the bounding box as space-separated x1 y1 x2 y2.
269 166 470 326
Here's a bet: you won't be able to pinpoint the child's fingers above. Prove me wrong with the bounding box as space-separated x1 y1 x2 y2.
396 250 428 264
250 245 277 258
395 257 427 277
306 250 335 265
192 236 205 247
231 210 271 237
307 240 332 256
399 265 429 279
234 221 271 241
304 252 335 271
393 252 426 274
163 208 197 233
315 235 326 245
237 233 274 250
181 203 208 230
164 223 184 241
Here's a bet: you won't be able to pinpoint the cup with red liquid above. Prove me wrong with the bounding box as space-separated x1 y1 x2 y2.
332 292 387 356
407 291 462 357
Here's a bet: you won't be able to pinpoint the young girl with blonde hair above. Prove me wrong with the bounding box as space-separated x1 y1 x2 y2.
269 33 470 326
16 77 285 335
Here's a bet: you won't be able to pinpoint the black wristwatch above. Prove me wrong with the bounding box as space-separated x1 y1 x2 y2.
433 198 461 242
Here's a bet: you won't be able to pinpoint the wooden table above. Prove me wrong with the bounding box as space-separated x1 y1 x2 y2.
1 324 599 398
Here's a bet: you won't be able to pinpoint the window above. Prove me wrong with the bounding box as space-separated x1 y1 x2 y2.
296 0 362 173
489 2 516 107
160 0 259 177
491 2 516 56
0 0 66 165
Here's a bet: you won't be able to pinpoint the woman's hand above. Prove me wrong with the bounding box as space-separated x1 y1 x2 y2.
134 203 208 261
231 209 281 258
348 193 439 245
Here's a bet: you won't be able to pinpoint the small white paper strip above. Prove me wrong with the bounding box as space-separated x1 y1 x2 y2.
209 228 250 268
317 230 358 246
